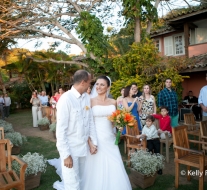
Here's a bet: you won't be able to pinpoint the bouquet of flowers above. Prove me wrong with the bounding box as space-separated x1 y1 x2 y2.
108 109 136 145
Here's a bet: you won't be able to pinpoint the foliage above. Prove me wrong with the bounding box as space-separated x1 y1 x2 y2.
49 123 56 132
113 39 161 77
130 150 165 177
9 81 32 111
0 119 14 133
5 132 27 146
75 11 109 58
38 117 50 126
12 152 47 177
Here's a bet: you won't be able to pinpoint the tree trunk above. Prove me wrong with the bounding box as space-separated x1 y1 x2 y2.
134 17 141 43
146 0 161 34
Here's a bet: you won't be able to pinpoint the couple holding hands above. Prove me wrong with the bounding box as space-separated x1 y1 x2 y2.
51 70 131 190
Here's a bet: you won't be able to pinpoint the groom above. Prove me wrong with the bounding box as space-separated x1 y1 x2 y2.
56 70 98 190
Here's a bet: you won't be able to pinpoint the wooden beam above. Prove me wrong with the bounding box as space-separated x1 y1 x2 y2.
184 23 189 58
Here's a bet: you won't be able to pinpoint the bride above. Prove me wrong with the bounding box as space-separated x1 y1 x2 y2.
82 75 131 190
48 75 131 190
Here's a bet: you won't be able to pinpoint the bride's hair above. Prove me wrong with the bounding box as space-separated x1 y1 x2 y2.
97 76 111 87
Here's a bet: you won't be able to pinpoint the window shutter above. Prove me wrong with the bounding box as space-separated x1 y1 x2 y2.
164 36 173 56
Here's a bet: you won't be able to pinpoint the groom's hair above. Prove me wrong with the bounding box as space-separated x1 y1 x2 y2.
73 70 90 84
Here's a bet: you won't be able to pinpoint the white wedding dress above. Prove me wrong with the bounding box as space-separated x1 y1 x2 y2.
48 105 131 190
82 105 132 190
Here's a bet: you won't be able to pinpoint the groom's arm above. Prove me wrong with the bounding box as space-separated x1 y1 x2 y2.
56 95 71 160
88 107 97 146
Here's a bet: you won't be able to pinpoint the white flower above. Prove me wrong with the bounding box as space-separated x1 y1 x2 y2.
12 152 47 177
130 150 165 176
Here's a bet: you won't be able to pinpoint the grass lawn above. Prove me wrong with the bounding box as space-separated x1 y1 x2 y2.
7 109 207 190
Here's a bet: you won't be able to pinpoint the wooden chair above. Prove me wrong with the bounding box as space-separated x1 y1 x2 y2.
184 113 201 149
200 121 207 152
172 125 207 190
125 121 147 166
0 139 27 190
154 119 173 163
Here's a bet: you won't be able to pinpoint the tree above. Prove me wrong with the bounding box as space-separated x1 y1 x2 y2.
0 0 114 68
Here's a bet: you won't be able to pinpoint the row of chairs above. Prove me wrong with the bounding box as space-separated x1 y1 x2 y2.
173 121 207 190
0 127 27 190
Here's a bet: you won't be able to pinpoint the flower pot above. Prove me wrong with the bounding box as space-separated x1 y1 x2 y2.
25 172 41 190
130 168 156 189
11 145 21 155
38 124 49 131
53 131 56 139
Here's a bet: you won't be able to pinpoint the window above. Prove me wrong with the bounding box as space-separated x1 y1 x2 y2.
154 39 161 52
195 28 207 44
164 34 184 56
174 35 184 55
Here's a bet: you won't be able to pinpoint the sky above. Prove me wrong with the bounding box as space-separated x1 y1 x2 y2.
15 0 200 55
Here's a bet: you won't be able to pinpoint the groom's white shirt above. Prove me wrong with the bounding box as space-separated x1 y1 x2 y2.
56 86 97 159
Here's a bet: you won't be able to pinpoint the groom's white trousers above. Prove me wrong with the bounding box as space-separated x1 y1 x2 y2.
61 156 86 190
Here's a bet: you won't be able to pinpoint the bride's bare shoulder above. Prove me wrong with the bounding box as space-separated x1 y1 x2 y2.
108 98 116 106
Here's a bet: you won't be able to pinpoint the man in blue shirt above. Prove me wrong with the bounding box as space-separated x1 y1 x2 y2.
198 74 207 121
158 78 179 127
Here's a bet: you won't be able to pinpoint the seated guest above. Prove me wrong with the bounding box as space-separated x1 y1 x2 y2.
184 91 202 120
39 91 48 106
153 106 172 140
136 115 162 174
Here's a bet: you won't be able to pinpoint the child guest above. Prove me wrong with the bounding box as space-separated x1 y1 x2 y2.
137 115 162 174
153 106 172 139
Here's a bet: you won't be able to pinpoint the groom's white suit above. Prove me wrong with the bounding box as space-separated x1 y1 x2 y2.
56 86 97 190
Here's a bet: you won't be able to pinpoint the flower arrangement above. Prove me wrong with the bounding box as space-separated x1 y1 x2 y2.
49 123 56 132
0 119 14 133
130 150 165 177
37 117 50 125
108 109 136 145
5 132 27 146
12 152 47 177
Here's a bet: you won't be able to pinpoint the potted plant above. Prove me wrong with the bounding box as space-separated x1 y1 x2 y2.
0 119 14 133
5 132 27 154
130 150 165 189
49 123 56 139
38 117 50 131
12 152 47 190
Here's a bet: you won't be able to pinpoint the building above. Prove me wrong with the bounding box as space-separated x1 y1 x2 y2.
151 6 207 98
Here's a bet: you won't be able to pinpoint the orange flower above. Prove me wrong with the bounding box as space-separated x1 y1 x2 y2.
124 113 134 122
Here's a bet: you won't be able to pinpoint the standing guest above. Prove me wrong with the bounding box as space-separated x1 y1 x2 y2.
158 78 179 127
86 86 92 94
152 106 172 139
30 91 42 127
116 87 125 110
56 87 65 102
122 85 142 133
139 85 157 126
198 74 207 121
0 94 5 120
184 91 202 120
131 83 142 98
4 93 11 118
50 91 59 123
